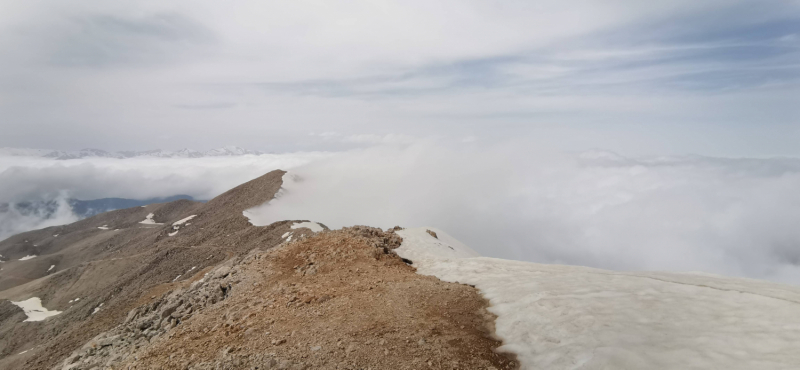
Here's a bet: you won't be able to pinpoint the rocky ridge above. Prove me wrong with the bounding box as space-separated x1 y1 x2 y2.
1 171 515 370
56 226 516 370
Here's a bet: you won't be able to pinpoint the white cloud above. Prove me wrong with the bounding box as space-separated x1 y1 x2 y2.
244 141 800 284
1 0 798 154
5 141 800 284
0 152 329 203
0 195 79 241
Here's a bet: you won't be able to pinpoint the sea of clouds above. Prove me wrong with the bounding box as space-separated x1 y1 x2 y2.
3 141 800 284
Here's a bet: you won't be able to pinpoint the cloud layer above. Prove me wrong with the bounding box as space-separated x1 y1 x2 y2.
244 142 800 284
0 152 327 203
5 141 800 284
0 195 79 242
1 1 798 155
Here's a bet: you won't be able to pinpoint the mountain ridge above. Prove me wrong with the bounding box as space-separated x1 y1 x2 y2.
2 170 800 369
0 146 265 160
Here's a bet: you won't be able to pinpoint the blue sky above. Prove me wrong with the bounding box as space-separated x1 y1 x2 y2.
0 0 798 156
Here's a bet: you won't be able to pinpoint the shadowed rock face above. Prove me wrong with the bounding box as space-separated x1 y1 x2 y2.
0 170 294 369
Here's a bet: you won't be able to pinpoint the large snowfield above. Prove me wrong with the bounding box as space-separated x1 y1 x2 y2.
395 227 800 370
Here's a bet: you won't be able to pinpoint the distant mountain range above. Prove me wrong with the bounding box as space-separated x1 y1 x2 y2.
1 195 198 219
0 146 264 159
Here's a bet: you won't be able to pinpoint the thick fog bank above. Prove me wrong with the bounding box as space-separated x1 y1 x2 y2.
0 153 327 240
3 143 800 284
246 141 800 284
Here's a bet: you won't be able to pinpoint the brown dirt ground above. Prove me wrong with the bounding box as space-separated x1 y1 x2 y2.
119 227 518 370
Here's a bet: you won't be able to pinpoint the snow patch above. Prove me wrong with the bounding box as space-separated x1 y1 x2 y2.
394 227 800 370
47 265 54 272
172 275 182 282
290 222 324 233
139 213 162 225
19 255 37 261
92 303 103 315
282 231 292 238
173 215 197 226
97 225 109 230
394 227 479 261
168 230 178 237
9 297 62 322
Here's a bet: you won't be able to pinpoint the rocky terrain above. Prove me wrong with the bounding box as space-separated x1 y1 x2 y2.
4 168 800 370
0 170 515 369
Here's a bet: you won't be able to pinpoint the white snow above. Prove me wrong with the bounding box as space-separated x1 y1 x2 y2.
92 303 103 315
187 266 196 273
173 215 197 226
139 213 162 225
9 297 62 322
18 349 29 355
97 225 109 230
19 255 37 261
282 232 292 238
394 227 479 260
47 265 54 272
168 230 178 236
172 274 182 282
290 221 324 232
394 227 800 370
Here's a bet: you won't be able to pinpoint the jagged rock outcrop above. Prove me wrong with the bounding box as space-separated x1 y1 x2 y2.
55 258 242 370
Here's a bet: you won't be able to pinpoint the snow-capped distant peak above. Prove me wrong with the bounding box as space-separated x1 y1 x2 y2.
203 146 262 157
0 146 264 159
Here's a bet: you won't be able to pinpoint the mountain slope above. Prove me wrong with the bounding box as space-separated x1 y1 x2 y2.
3 169 800 369
0 170 302 369
54 227 517 370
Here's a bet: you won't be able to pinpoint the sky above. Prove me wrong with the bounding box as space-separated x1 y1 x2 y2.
1 0 798 156
2 2 800 284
